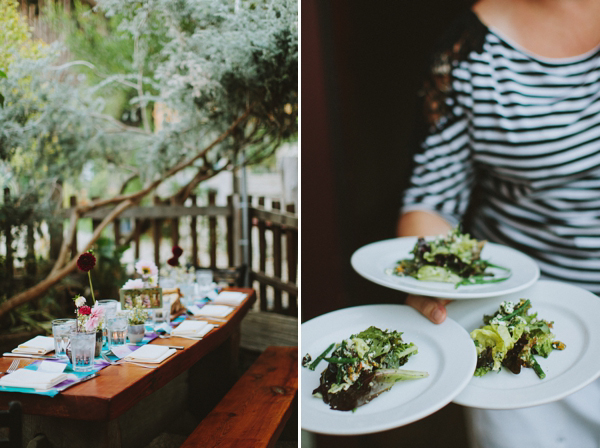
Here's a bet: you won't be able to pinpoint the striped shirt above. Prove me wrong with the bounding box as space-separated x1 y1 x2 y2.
402 11 600 293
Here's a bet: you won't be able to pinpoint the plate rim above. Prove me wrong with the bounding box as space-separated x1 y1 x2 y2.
351 237 540 299
301 304 477 435
447 279 600 409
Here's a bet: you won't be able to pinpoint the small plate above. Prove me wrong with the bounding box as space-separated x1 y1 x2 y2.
351 237 539 299
301 305 476 435
447 280 600 409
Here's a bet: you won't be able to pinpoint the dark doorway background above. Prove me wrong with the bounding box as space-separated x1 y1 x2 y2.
302 1 475 446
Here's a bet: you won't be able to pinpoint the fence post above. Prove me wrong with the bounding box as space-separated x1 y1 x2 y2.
4 188 14 296
190 194 198 268
257 197 268 311
247 195 253 279
152 195 162 267
272 200 283 314
209 190 217 268
170 197 180 250
25 219 36 285
226 195 234 267
49 181 63 261
91 197 101 232
70 195 78 259
231 193 242 267
285 203 297 316
134 219 141 260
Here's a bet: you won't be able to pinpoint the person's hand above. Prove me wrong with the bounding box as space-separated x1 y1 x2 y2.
405 294 452 324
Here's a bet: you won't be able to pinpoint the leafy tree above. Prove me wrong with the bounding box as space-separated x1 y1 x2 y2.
0 0 297 320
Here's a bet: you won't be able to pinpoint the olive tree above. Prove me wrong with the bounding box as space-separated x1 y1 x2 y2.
0 0 297 320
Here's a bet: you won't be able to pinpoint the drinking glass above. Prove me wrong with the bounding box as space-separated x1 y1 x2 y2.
179 283 196 307
97 299 119 342
159 277 176 289
107 314 128 348
196 269 213 287
97 300 119 319
69 330 96 372
196 269 214 299
52 319 76 359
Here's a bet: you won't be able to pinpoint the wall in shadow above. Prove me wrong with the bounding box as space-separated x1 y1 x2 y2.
302 0 475 322
302 1 475 446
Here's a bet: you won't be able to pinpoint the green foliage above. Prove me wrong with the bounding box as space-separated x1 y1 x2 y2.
0 1 46 69
91 236 130 300
0 0 297 332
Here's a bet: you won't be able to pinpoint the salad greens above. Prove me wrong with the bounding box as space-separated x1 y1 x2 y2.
471 299 566 379
392 228 510 288
303 326 428 411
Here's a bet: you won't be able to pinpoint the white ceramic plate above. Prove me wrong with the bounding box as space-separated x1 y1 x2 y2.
301 305 476 435
447 280 600 409
351 237 539 299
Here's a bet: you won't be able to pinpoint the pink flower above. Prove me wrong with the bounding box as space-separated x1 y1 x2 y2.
135 260 158 278
84 304 105 332
123 278 145 289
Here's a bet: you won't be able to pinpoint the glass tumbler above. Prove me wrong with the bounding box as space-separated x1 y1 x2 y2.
69 330 96 372
107 315 128 348
52 319 76 359
97 299 119 342
97 300 119 319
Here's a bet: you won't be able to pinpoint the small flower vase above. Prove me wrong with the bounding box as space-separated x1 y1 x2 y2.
95 329 103 357
128 324 145 344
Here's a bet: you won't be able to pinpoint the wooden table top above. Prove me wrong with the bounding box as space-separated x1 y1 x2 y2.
0 288 256 422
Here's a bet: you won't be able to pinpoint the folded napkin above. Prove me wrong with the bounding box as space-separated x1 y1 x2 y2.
190 304 234 318
172 320 215 338
212 291 247 305
0 369 68 391
123 345 175 364
12 336 55 355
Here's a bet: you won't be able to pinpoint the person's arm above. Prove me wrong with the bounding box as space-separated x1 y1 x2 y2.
397 210 453 324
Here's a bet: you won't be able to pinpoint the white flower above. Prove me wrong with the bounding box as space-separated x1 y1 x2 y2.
135 260 158 278
74 295 86 307
123 279 145 289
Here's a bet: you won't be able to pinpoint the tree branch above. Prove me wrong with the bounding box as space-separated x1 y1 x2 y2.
78 106 253 214
0 200 134 319
0 107 254 319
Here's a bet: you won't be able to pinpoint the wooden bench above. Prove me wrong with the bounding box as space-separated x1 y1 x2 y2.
181 346 298 448
240 310 298 353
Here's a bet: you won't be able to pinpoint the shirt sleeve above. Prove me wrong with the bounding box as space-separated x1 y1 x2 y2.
401 16 479 227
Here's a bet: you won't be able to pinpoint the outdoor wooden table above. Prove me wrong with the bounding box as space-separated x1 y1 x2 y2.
0 288 256 448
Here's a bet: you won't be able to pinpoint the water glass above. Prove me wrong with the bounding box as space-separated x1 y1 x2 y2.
180 283 196 307
97 299 119 342
152 303 170 324
196 269 214 299
52 319 76 359
70 330 96 372
107 315 128 348
159 277 176 289
97 300 119 319
196 269 213 287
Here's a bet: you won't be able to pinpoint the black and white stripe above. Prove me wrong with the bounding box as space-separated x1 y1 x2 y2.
402 13 600 293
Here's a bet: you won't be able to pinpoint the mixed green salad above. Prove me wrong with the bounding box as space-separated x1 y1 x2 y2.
472 299 566 379
391 228 510 288
302 326 428 411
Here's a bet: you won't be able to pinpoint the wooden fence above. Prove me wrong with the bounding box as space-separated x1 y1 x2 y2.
1 188 298 317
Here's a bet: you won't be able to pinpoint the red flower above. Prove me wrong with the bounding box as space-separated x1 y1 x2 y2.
79 305 91 315
172 245 183 257
167 257 179 267
77 251 96 272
